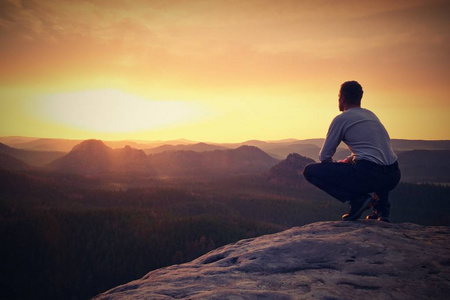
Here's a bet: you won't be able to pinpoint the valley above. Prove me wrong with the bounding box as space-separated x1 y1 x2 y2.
1 137 450 299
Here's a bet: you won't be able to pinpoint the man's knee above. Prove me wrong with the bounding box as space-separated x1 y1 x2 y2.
303 163 317 182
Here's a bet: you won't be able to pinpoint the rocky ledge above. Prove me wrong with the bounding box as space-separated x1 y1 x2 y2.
94 221 450 300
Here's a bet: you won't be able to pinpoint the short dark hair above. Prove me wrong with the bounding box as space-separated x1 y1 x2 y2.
340 81 363 105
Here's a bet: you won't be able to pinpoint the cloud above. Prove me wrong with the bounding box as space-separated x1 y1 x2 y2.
1 0 449 89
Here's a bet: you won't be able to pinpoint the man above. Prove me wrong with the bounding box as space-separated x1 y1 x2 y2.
303 81 401 222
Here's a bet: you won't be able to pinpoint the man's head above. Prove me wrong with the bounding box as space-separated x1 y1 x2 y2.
339 81 363 111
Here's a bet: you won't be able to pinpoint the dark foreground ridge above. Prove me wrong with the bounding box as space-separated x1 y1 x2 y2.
94 221 450 299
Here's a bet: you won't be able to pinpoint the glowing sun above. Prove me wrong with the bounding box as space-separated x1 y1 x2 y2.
35 90 210 133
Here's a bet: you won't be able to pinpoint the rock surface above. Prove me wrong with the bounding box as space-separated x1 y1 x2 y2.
94 221 450 300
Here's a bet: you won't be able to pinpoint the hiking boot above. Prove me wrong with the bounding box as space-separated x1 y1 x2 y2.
378 216 391 222
376 207 391 222
365 210 390 222
342 196 372 221
366 210 379 220
366 194 390 222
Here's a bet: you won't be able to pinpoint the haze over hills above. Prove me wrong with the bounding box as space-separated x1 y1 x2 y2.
0 137 198 153
144 142 228 155
149 145 279 176
397 150 450 183
0 137 83 152
45 140 279 176
0 142 65 167
391 139 450 152
1 137 450 184
3 136 449 159
0 153 30 171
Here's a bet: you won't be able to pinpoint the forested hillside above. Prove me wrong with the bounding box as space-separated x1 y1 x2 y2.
1 169 449 299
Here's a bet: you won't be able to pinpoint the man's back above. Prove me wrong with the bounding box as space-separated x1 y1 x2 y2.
320 108 397 165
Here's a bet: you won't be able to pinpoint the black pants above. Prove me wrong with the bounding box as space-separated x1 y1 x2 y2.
303 160 401 206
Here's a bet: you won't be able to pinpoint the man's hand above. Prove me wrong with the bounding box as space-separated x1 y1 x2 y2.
337 156 355 164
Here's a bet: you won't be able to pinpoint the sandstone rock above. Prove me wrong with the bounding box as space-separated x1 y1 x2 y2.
94 221 450 299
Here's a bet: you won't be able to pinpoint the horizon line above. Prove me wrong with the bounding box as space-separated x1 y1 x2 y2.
1 135 450 144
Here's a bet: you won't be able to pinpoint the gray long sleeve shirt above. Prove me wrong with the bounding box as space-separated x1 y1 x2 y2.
319 107 397 165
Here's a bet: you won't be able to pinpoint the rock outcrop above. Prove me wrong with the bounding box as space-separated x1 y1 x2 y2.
47 140 152 174
268 153 314 187
95 221 450 299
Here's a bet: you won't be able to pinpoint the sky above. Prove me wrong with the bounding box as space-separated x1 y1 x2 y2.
1 0 449 142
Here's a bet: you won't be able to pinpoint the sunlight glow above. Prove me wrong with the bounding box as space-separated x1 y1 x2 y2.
35 90 211 133
1 0 449 141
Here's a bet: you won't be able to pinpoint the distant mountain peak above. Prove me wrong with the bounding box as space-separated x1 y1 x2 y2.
48 140 151 174
236 145 259 150
268 153 314 187
232 145 277 160
117 145 147 159
71 139 111 153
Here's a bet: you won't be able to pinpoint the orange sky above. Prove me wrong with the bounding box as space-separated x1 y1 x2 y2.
1 0 449 142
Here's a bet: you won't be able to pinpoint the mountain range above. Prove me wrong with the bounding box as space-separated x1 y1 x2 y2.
1 137 450 183
149 145 278 176
0 136 197 152
144 142 228 155
43 140 279 176
2 136 449 159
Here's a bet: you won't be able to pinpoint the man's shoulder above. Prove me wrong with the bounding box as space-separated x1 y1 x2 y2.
331 108 377 126
342 108 377 118
333 108 361 119
331 112 345 124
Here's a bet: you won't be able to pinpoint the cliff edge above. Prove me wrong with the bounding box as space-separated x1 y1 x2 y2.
94 221 450 300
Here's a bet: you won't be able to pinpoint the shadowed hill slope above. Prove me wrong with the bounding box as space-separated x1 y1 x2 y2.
397 150 450 183
145 145 279 176
0 153 30 171
0 142 65 167
268 153 315 187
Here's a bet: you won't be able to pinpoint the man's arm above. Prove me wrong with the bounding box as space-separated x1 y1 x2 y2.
319 116 344 162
